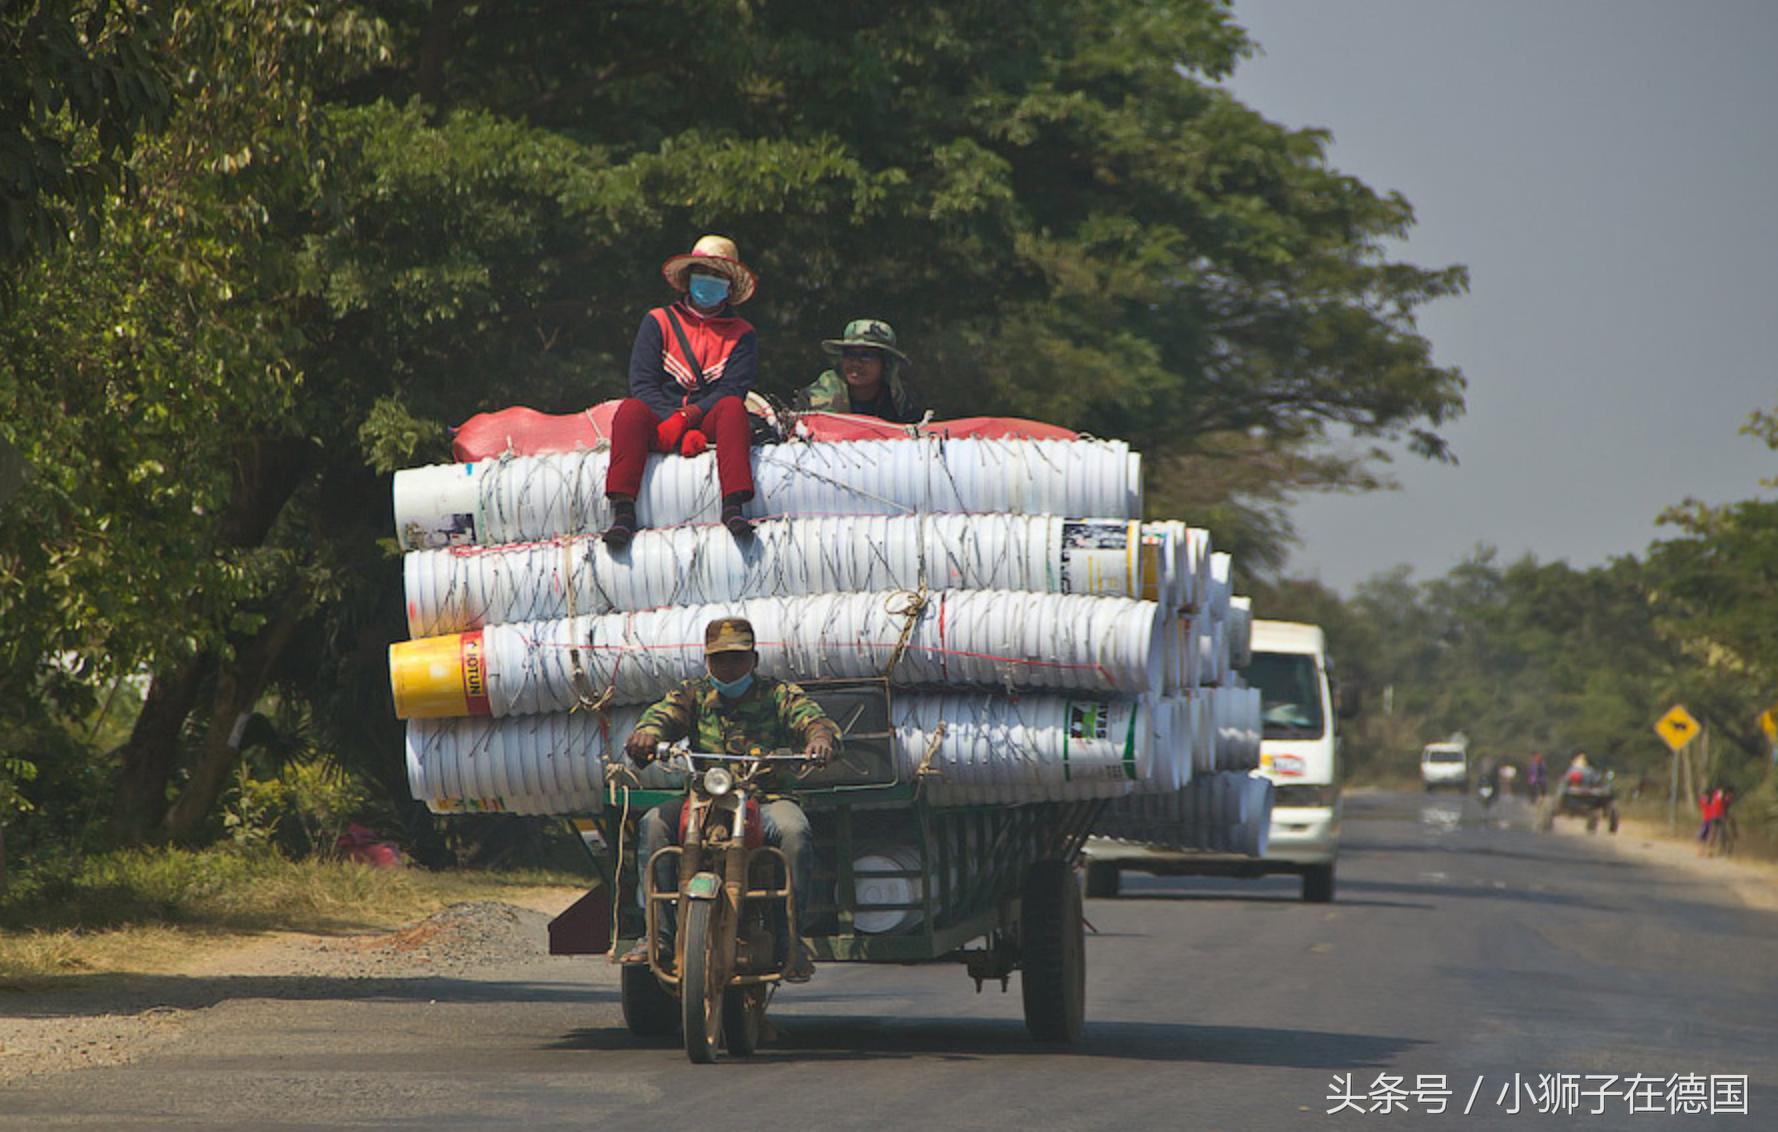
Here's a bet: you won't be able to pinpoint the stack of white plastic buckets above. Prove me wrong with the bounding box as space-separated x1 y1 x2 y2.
387 433 1263 830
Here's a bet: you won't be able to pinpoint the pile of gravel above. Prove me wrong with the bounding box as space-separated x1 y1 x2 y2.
308 901 553 979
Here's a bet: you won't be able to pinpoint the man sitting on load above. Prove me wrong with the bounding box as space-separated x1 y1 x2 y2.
623 616 839 982
797 318 926 423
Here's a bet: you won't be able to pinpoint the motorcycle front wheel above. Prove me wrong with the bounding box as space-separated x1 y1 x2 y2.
679 900 726 1063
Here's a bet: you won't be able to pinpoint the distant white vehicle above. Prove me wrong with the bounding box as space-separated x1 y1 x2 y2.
1420 741 1469 791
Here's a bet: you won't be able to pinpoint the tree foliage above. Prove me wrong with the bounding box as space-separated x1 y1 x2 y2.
1 0 172 277
1254 409 1778 817
1 0 1468 854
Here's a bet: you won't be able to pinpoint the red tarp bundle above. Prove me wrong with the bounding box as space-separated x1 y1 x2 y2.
335 823 403 869
451 402 1080 463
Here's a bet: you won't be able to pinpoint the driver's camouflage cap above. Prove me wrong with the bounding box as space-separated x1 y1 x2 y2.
704 617 755 655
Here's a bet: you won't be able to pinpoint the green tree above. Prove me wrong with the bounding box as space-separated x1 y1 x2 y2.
1 1 388 844
2 0 1469 849
1 0 172 277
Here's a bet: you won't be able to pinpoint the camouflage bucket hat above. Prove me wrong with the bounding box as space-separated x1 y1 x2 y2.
821 318 910 365
704 617 756 655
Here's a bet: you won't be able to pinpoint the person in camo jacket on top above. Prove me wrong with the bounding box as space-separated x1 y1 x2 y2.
798 317 926 424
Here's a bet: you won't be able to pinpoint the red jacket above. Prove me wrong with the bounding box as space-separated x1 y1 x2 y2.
626 300 758 419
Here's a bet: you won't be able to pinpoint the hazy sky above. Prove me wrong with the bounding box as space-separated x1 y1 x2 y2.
1225 0 1778 590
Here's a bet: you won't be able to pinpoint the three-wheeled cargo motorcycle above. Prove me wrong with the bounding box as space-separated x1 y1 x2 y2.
546 679 1100 1062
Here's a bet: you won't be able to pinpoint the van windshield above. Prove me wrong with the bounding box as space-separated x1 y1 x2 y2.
1246 652 1326 740
1425 750 1465 763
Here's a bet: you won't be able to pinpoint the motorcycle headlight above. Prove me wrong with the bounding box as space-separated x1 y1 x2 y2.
702 766 733 797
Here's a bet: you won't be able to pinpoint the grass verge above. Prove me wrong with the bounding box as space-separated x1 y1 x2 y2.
0 846 589 981
1615 794 1778 863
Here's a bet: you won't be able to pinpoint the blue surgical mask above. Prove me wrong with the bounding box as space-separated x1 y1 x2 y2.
709 670 754 699
687 274 731 309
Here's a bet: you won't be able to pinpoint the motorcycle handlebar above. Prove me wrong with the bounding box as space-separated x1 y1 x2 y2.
653 742 824 765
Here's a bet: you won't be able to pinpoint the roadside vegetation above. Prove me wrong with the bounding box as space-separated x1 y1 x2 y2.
1253 408 1778 859
0 845 584 980
2 0 1467 920
2 2 1767 937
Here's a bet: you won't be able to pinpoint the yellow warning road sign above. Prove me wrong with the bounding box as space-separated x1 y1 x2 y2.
1654 704 1700 752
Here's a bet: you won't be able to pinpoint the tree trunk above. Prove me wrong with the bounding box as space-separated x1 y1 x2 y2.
415 0 465 109
112 434 313 844
161 607 304 844
113 656 211 844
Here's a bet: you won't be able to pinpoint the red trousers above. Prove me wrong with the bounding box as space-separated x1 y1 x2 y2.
605 396 755 502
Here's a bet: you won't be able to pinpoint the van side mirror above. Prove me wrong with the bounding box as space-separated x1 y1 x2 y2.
1332 677 1361 721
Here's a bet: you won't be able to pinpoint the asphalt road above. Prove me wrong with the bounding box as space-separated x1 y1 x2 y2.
4 792 1773 1130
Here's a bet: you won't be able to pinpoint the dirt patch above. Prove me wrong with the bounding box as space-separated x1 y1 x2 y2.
0 890 585 1085
0 1003 190 1085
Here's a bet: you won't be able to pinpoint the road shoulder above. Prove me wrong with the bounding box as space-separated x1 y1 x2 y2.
0 887 585 1085
1551 812 1778 915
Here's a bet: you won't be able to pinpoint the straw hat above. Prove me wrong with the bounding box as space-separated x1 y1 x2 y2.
661 234 758 305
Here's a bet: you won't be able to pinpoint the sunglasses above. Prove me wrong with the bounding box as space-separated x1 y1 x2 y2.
841 348 883 361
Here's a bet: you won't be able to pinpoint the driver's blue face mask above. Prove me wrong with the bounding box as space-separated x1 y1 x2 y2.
709 670 754 699
687 273 731 309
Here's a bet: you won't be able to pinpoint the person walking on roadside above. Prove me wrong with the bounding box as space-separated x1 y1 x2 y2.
604 235 761 548
1697 786 1724 856
798 318 926 423
1715 786 1738 856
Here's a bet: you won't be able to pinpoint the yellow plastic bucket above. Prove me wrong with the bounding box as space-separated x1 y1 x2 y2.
389 630 490 719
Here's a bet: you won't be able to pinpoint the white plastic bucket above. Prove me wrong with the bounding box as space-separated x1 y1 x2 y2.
392 463 483 551
402 514 1197 637
392 437 1143 550
852 847 927 934
389 589 1169 720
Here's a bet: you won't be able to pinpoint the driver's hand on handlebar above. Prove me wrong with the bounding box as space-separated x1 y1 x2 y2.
807 733 836 766
624 729 662 766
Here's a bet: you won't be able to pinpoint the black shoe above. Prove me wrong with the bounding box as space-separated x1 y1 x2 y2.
783 940 815 984
722 502 753 540
604 501 638 548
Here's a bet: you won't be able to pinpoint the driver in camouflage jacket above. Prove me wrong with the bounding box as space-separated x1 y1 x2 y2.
623 617 838 981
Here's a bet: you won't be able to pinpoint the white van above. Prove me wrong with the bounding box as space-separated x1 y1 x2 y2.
1082 619 1343 902
1420 741 1469 791
1246 620 1341 901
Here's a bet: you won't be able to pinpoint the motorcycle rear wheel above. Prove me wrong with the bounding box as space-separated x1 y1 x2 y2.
722 986 763 1056
621 963 679 1038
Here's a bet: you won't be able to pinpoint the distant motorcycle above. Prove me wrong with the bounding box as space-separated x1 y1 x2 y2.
1538 768 1619 834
